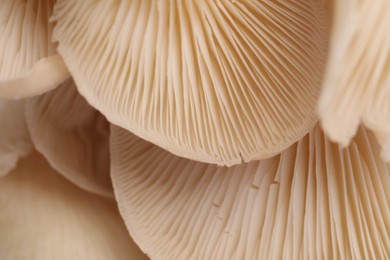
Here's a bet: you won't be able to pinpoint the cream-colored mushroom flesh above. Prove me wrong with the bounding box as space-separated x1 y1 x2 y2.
52 0 330 165
25 79 113 198
319 0 390 161
0 0 69 99
110 125 390 259
0 151 148 260
0 99 32 176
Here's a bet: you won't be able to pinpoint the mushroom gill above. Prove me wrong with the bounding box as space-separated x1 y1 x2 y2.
0 151 148 260
25 79 113 198
0 0 69 99
319 0 390 161
110 124 390 259
0 99 32 176
52 0 330 165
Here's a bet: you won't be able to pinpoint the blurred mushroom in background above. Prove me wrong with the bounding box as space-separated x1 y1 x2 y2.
0 0 69 99
319 0 390 161
0 151 148 260
25 79 113 198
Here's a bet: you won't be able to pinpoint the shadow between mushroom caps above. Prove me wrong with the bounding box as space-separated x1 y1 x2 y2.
25 78 113 198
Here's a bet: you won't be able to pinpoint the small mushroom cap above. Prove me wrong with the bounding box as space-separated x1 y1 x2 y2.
110 124 390 259
0 0 69 99
0 99 32 176
25 79 113 198
0 151 148 260
52 0 330 165
319 0 390 161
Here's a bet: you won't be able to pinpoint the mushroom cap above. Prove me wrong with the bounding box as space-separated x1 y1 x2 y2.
0 151 148 260
52 0 330 165
110 124 390 259
25 79 113 198
0 99 32 176
319 0 390 161
0 0 69 99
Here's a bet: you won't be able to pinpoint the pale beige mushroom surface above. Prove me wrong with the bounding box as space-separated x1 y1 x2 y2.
25 78 113 198
0 0 69 99
0 151 148 260
110 124 390 259
1 0 390 259
319 0 390 161
52 0 330 166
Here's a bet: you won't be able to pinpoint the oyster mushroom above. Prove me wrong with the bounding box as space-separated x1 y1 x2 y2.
0 151 148 260
52 0 330 165
110 124 390 259
25 79 113 198
0 99 32 176
0 0 69 99
319 0 390 161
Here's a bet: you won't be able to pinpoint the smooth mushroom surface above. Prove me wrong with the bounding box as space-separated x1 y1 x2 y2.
110 124 390 259
25 79 113 198
319 0 390 161
0 99 32 176
0 151 148 260
52 0 330 165
0 0 69 99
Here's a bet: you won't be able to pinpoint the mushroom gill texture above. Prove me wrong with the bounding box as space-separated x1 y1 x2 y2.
110 124 390 259
0 151 148 260
0 0 69 99
0 99 32 176
52 0 330 165
319 0 390 161
25 79 113 198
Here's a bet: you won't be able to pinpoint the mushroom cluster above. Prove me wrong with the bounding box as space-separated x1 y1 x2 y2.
0 0 389 259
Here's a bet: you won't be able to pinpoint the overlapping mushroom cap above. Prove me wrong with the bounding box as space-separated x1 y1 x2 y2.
0 0 69 99
25 79 113 198
319 0 390 161
52 0 330 165
110 124 390 259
